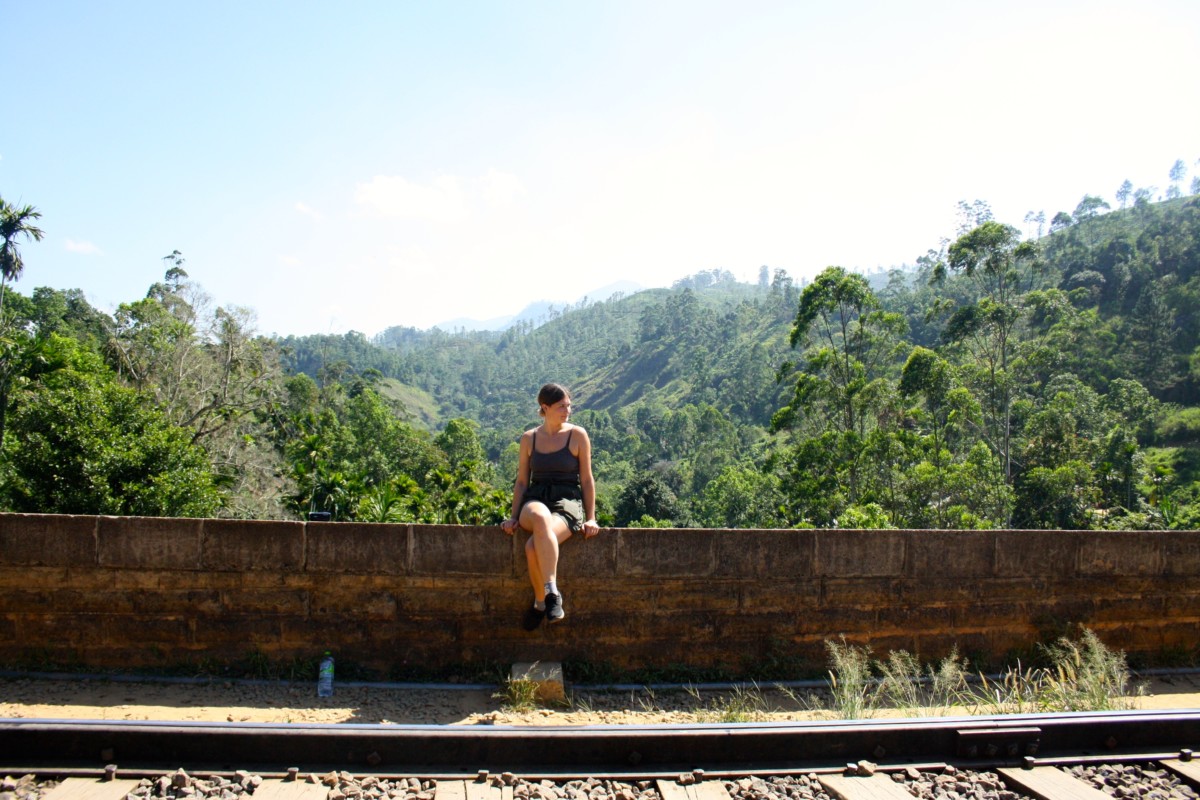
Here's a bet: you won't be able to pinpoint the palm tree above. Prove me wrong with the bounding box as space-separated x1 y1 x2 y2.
0 196 45 316
0 197 44 452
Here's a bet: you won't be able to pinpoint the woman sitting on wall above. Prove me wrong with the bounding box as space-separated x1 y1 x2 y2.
501 383 600 629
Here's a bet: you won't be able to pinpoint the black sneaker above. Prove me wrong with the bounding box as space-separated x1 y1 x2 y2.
545 592 565 623
521 605 545 631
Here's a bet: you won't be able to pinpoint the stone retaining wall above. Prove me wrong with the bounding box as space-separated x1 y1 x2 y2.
1 513 1197 677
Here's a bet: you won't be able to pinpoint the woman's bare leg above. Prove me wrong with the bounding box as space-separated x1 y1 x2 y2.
520 502 572 600
524 536 544 600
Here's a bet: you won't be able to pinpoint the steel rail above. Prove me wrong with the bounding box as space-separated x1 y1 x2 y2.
2 710 1198 777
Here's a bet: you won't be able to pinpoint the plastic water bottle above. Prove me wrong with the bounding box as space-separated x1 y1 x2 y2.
317 652 334 697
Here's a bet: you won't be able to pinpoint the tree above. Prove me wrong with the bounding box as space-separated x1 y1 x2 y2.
108 265 288 517
775 267 907 517
1116 180 1133 210
770 268 798 310
1168 159 1187 200
695 464 783 528
1073 195 1110 222
0 321 35 453
1 334 220 516
283 375 451 521
955 199 994 236
936 222 1043 497
0 199 46 452
0 197 44 317
1023 210 1046 239
1050 212 1074 232
109 262 208 412
28 287 113 348
941 221 1041 306
435 417 490 481
1127 281 1179 393
614 471 680 526
1014 461 1096 529
422 465 508 524
899 346 955 525
673 268 736 290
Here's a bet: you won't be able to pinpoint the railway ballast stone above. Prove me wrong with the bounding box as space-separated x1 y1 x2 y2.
901 768 1025 800
2 775 57 800
724 775 831 800
1071 764 1199 800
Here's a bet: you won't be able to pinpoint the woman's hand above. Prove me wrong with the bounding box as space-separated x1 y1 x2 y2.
582 519 601 539
501 517 519 535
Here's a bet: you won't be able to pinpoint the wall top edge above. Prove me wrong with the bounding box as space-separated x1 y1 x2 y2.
1 512 1197 536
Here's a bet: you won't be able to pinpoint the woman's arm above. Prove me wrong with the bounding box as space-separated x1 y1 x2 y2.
502 431 532 534
575 427 601 537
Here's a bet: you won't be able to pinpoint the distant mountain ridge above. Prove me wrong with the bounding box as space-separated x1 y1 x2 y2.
432 280 645 331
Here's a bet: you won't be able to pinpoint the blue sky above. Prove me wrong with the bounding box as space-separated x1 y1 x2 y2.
3 1 1199 337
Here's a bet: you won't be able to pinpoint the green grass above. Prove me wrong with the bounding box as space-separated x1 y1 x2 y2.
942 630 1140 716
375 377 440 429
494 663 571 712
494 674 541 712
684 683 778 723
1035 629 1142 712
819 629 1138 719
825 638 874 719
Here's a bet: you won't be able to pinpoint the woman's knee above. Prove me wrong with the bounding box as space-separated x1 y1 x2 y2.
521 504 553 530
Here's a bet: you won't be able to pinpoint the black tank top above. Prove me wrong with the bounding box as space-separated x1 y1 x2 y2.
531 430 580 482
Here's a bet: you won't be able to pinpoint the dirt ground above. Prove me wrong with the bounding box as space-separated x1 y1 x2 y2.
2 672 1199 726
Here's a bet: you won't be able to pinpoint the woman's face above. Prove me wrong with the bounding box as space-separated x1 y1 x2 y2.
542 396 572 424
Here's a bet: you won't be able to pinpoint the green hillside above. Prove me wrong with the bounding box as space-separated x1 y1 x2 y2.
3 190 1199 529
278 196 1200 529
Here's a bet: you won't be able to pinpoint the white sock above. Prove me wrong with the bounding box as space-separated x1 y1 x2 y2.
534 599 546 611
544 580 559 598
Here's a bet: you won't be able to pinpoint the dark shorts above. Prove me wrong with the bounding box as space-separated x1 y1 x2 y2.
521 481 584 533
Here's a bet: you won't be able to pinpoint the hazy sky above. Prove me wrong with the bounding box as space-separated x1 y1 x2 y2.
3 1 1199 337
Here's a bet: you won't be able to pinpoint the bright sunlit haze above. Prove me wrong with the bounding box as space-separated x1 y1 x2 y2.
3 1 1198 337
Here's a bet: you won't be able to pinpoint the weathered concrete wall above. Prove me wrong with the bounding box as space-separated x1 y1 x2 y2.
1 513 1197 677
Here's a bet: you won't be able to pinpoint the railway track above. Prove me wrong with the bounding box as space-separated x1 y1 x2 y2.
3 710 1200 799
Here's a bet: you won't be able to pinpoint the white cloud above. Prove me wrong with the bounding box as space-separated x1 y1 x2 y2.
294 202 323 222
354 174 469 223
64 239 102 255
277 255 302 267
480 169 527 209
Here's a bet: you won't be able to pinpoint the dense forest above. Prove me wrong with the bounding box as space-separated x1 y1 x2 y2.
2 168 1199 530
